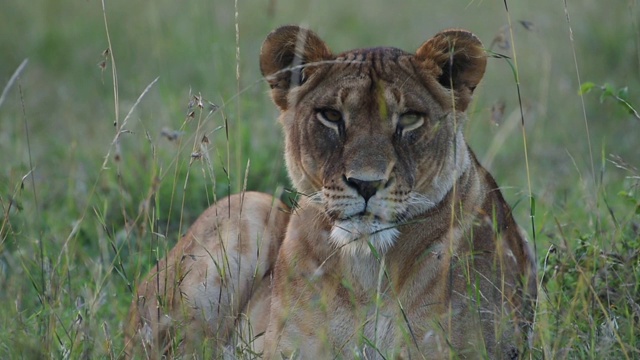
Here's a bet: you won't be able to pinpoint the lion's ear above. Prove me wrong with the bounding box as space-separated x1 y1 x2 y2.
415 29 487 110
260 25 333 110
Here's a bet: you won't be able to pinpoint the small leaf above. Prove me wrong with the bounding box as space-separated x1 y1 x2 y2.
598 83 616 103
617 86 629 100
617 191 638 206
579 82 595 95
602 83 616 98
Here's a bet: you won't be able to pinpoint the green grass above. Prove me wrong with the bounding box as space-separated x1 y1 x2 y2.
1 0 639 358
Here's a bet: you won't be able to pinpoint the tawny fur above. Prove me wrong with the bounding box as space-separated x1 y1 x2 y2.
125 26 537 360
124 193 289 358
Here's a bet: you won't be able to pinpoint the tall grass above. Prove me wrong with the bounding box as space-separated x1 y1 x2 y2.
0 0 638 358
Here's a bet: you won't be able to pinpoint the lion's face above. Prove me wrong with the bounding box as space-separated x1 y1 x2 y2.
260 26 486 253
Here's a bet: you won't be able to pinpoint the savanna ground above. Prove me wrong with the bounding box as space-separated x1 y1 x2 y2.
1 0 639 358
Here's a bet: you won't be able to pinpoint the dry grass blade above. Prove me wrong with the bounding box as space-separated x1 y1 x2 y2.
562 0 596 186
100 77 159 170
0 58 28 109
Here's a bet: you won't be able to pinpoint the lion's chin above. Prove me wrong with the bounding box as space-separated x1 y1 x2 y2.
329 219 400 256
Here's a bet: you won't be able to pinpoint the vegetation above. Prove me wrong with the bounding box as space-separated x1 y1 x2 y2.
0 0 638 358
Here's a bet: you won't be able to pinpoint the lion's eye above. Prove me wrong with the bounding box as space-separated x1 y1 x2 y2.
316 108 344 133
318 109 343 123
398 112 425 132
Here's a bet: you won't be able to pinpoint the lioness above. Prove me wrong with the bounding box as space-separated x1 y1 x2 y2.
125 26 537 359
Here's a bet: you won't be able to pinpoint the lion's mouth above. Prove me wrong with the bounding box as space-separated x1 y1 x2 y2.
336 212 383 222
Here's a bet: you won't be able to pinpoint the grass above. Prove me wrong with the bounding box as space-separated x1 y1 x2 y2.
0 0 639 358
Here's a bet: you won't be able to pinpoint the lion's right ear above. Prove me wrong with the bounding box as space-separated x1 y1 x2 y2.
260 25 333 110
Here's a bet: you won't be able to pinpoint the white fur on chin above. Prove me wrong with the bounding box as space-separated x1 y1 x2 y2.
330 219 400 256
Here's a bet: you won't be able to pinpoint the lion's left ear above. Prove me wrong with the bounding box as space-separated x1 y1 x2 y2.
415 29 487 109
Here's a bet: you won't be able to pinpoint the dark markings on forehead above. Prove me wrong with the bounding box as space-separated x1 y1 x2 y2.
339 87 349 105
391 87 402 104
335 47 410 80
318 47 426 114
340 47 408 60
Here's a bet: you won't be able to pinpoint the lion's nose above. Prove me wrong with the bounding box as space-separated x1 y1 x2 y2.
345 177 384 202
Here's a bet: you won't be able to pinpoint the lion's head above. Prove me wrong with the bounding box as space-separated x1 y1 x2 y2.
260 26 487 254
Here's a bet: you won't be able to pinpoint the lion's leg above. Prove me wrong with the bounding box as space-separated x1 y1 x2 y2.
446 243 528 360
124 192 289 358
262 202 340 359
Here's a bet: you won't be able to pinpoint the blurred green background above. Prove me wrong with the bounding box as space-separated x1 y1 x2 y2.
1 0 639 358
